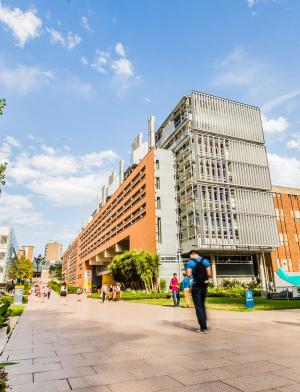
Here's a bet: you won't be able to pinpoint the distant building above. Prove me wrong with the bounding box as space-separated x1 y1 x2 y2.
44 241 62 266
267 186 300 283
0 227 18 283
17 245 34 261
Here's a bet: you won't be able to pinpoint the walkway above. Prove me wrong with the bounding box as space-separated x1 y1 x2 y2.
3 293 300 392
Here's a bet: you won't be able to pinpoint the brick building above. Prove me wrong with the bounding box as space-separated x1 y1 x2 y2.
269 185 300 276
63 118 178 291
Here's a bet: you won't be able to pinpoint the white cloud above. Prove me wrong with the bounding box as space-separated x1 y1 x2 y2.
262 88 300 112
247 0 256 7
80 56 88 65
261 115 289 133
80 16 93 32
115 42 126 57
268 153 300 188
46 27 64 45
91 50 110 73
287 133 300 151
0 4 41 47
0 63 54 95
3 138 119 206
0 193 42 225
46 27 81 50
65 77 93 97
111 58 134 78
213 48 274 98
67 32 81 50
5 136 20 148
41 145 55 155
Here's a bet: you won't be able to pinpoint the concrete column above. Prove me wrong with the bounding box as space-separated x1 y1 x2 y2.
211 254 217 286
258 253 267 290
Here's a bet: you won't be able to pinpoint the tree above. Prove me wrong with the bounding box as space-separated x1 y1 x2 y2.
49 263 62 280
109 250 159 291
8 256 33 282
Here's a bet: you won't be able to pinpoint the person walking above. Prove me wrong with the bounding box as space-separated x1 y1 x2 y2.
170 273 180 307
108 285 113 301
116 283 121 301
101 283 108 303
47 286 51 300
76 287 83 301
60 282 67 305
181 272 192 308
186 250 211 334
112 284 116 301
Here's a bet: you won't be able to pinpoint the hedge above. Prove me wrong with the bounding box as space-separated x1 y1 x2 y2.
49 281 80 294
88 288 261 300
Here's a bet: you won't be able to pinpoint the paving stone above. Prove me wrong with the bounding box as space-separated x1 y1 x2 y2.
170 368 236 385
5 372 33 385
277 385 300 392
159 382 241 391
69 371 136 389
108 375 182 392
224 373 295 391
221 360 285 376
8 379 71 392
34 366 96 382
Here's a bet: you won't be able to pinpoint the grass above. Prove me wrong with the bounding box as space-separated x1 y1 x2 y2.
128 296 300 312
10 305 25 317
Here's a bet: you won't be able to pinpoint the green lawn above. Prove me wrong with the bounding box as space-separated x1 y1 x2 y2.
10 305 25 317
129 297 300 312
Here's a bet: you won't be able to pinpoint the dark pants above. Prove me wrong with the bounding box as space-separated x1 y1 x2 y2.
192 285 207 330
102 292 106 302
172 291 180 307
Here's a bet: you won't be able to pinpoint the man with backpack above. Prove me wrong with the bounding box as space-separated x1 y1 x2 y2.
186 250 211 333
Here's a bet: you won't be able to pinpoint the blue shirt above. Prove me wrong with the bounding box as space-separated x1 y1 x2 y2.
181 276 192 289
186 257 211 286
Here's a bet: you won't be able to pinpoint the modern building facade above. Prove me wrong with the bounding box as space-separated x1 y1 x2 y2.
155 91 279 286
63 91 280 290
268 186 300 277
0 227 18 283
63 119 178 290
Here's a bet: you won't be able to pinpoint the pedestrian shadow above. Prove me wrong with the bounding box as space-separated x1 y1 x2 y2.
273 321 300 327
160 320 196 332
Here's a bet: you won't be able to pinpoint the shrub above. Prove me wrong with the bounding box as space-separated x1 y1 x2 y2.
0 296 13 305
159 279 167 293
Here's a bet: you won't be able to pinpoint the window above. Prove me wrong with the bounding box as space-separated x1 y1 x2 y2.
0 236 7 245
156 197 161 209
157 217 162 243
155 160 160 170
0 252 5 261
156 177 160 189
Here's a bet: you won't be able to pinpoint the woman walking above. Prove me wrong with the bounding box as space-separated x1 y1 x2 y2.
60 282 67 305
101 283 108 303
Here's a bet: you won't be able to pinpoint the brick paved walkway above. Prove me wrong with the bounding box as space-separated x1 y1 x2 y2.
3 293 300 391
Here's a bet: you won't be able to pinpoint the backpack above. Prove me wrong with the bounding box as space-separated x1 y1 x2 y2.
194 258 208 287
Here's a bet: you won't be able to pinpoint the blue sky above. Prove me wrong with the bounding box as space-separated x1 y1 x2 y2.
0 0 299 255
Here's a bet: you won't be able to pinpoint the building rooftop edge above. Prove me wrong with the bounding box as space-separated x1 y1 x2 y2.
272 185 300 195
